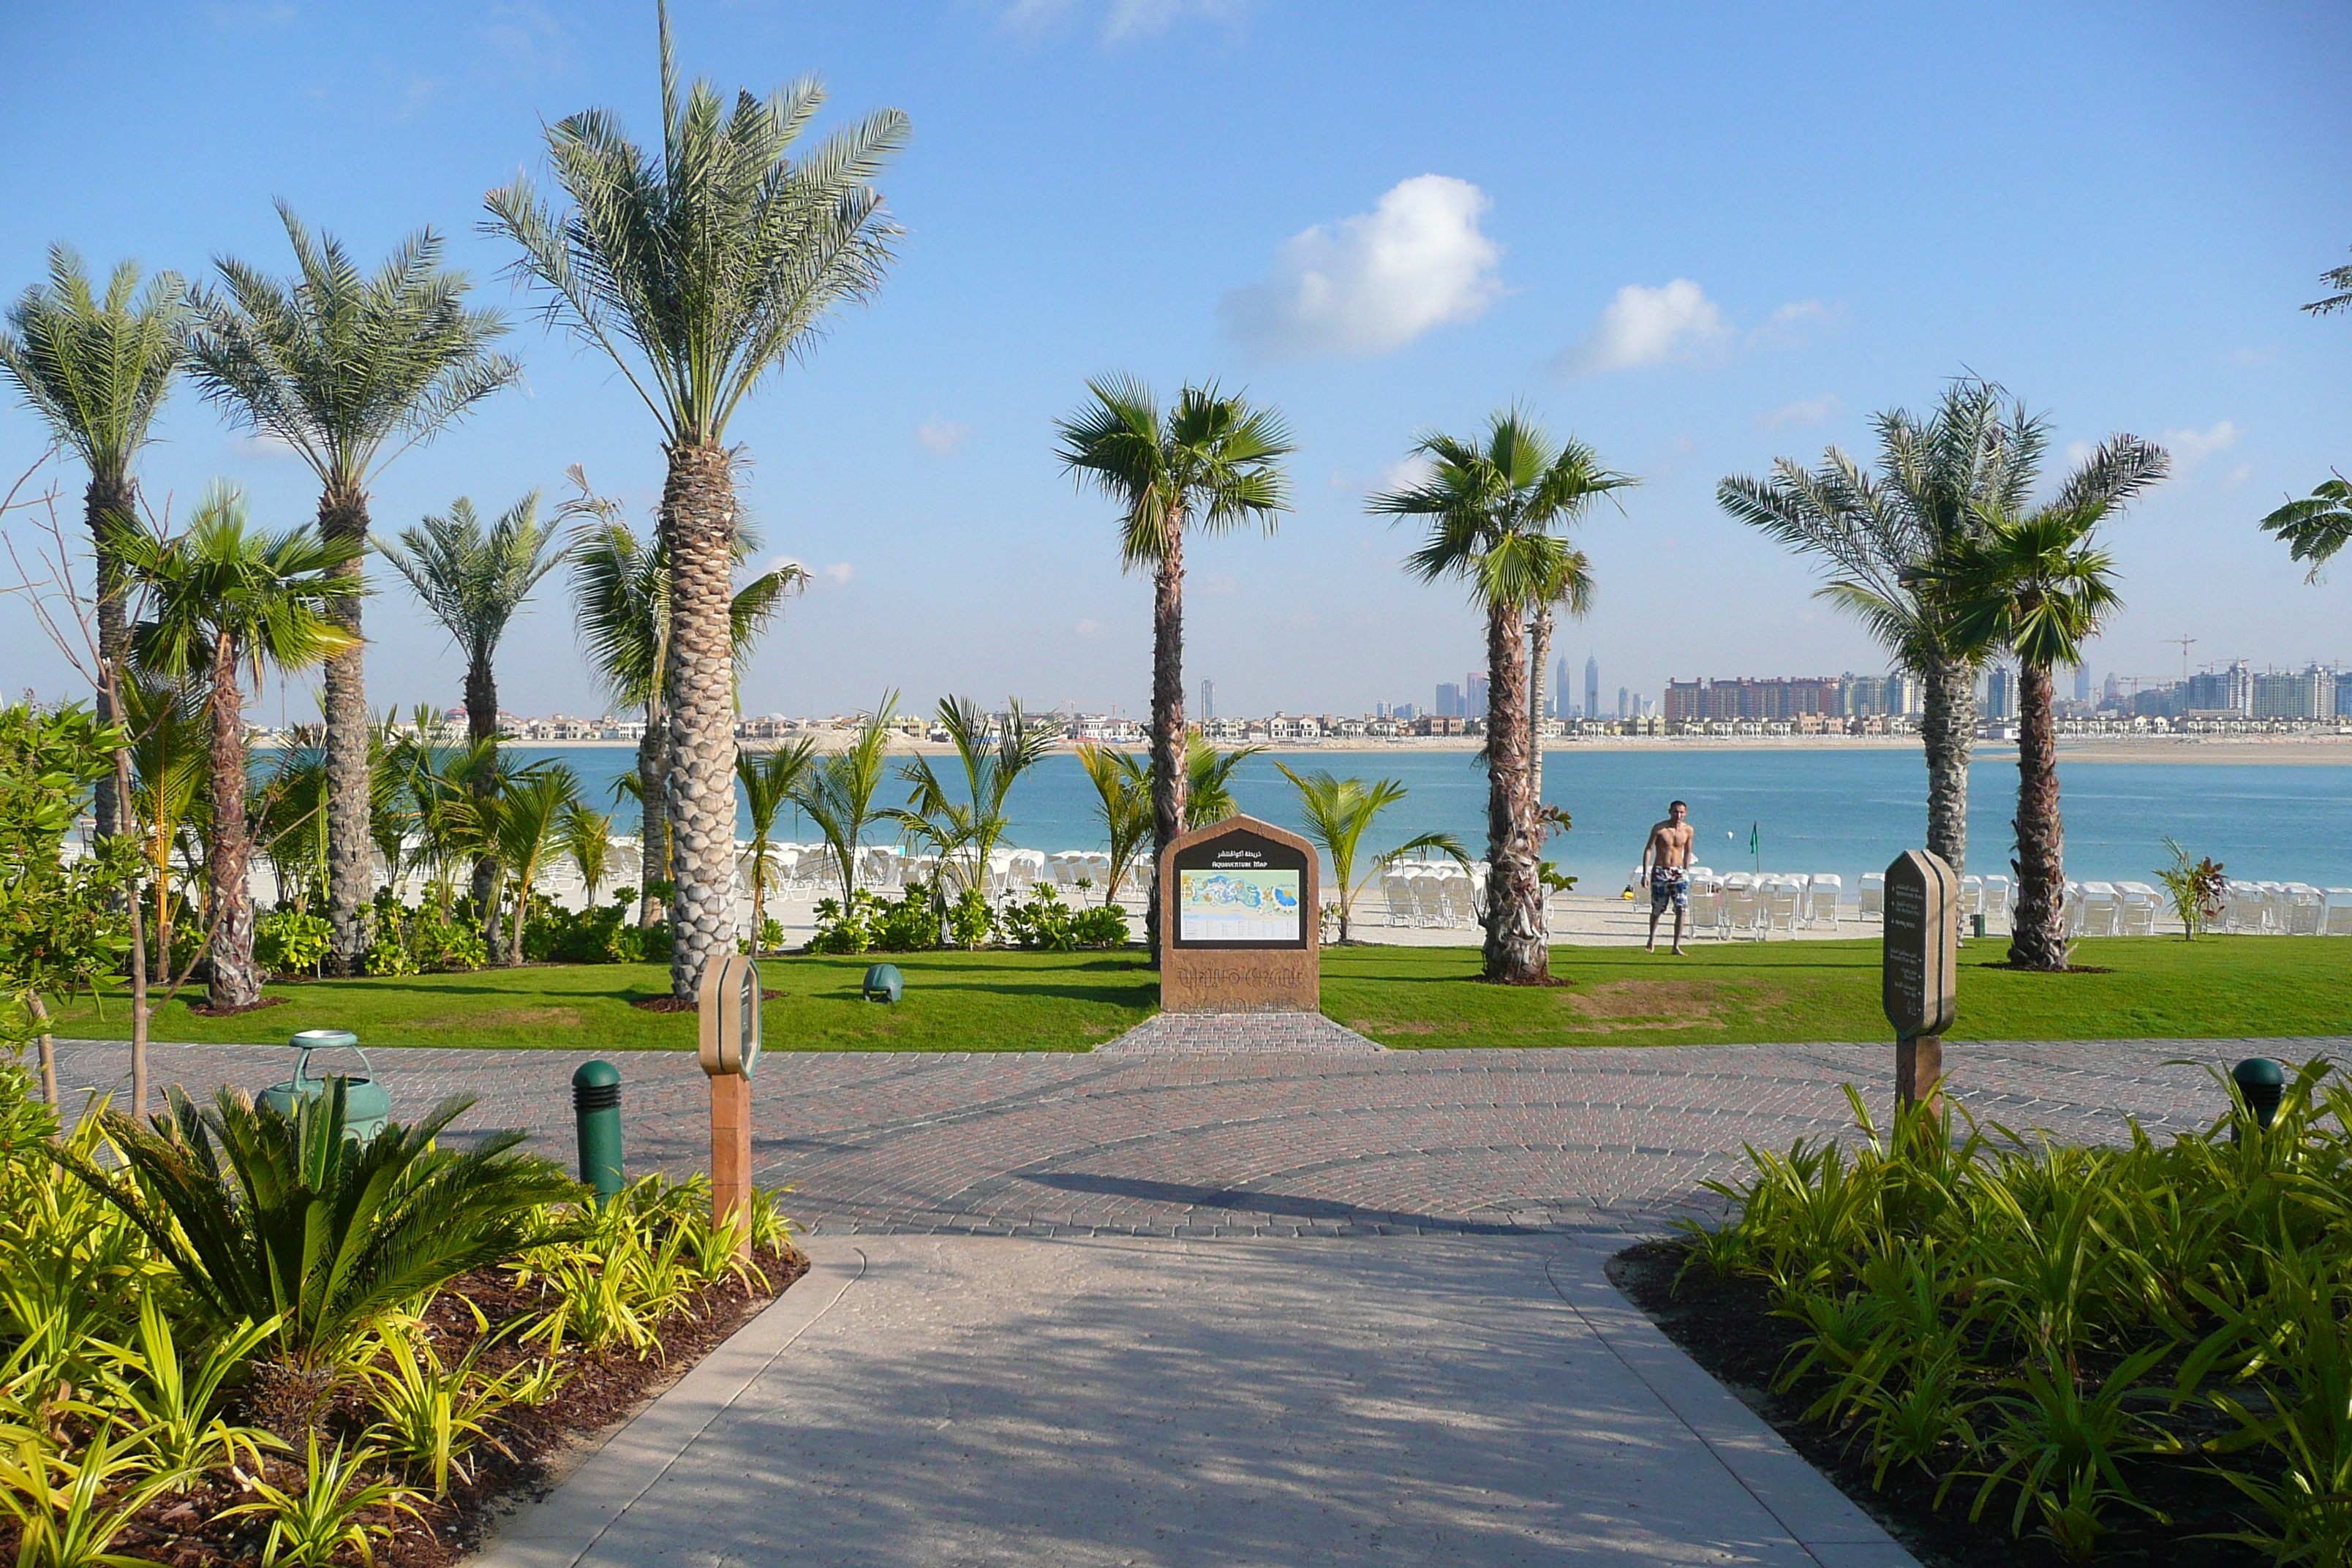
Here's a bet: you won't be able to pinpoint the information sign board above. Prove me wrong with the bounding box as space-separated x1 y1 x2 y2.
1881 849 1959 1040
1171 829 1310 950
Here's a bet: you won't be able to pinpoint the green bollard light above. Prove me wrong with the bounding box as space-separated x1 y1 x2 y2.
2231 1056 2285 1139
572 1059 625 1205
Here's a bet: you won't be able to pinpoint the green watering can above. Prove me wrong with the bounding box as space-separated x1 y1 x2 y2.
259 1030 391 1142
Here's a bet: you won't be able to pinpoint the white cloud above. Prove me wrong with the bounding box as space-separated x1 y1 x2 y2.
1749 300 1837 350
228 432 297 459
818 562 854 587
999 0 1245 43
916 418 972 456
1327 454 1433 494
1755 393 1840 430
2232 346 2279 366
1074 618 1107 637
1554 279 1728 377
1220 175 1502 358
476 2 568 78
2160 420 2242 468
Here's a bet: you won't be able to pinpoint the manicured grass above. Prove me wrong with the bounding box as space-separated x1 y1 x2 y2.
45 951 1160 1052
44 935 2350 1052
1328 935 2352 1047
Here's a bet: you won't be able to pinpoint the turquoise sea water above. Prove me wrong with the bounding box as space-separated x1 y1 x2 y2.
510 746 2352 893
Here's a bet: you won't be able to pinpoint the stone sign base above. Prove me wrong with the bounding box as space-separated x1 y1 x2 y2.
1158 815 1321 1014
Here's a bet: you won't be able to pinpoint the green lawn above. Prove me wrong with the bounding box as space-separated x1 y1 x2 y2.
39 935 2351 1053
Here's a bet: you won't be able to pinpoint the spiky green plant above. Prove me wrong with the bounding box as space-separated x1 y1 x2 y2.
1273 764 1464 943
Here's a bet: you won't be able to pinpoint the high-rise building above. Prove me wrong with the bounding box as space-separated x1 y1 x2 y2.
1584 655 1600 722
1617 685 1630 720
2073 665 2092 704
2185 661 2253 715
1556 656 1570 712
1467 673 1488 715
1986 666 2015 721
2253 665 2337 720
1200 679 1215 723
1436 682 1461 719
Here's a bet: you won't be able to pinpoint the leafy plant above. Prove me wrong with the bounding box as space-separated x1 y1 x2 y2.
95 1297 281 1483
255 907 332 976
2155 837 2227 940
222 1433 422 1568
0 1425 192 1568
358 1321 528 1497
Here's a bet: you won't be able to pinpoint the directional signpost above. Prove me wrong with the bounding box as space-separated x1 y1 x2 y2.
1881 849 1959 1109
698 951 761 1257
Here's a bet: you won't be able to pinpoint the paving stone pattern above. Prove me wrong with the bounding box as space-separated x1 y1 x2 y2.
1096 1009 1384 1053
52 1036 2333 1240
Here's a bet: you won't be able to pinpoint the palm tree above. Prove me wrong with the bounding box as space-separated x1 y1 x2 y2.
793 697 897 912
0 247 187 839
486 4 908 1002
887 698 1055 912
1934 467 2159 970
564 804 613 907
1275 764 1464 943
1371 411 1632 985
1716 379 2162 873
116 486 361 1009
1055 378 1293 958
119 675 209 981
736 739 816 949
185 203 518 974
1074 744 1151 908
2260 476 2352 581
1523 546 1596 805
493 768 578 965
568 483 798 929
1183 738 1264 830
380 491 570 913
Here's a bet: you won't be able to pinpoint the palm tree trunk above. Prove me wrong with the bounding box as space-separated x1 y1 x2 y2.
317 483 372 974
206 640 263 1010
1526 607 1552 805
1482 604 1547 984
636 711 667 928
660 442 739 1001
1921 658 1975 874
1145 535 1188 965
88 475 134 841
465 655 500 928
2008 661 2068 970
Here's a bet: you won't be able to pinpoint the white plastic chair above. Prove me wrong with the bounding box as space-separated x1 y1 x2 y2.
2286 883 2326 936
1957 875 1985 919
1982 875 2013 921
1858 872 1885 919
2114 881 2161 935
2325 889 2352 936
1382 874 1417 927
1805 874 1842 930
2076 882 2121 938
1761 878 1801 934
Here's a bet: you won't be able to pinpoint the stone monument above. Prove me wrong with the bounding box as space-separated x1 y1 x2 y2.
1157 815 1319 1013
1881 848 1959 1107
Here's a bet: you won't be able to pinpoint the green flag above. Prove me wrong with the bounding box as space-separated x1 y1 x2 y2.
1749 822 1760 856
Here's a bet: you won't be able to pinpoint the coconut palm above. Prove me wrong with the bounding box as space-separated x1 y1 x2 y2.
1371 411 1632 985
887 698 1055 910
1523 546 1595 805
1183 738 1264 830
2260 475 2352 582
380 491 570 912
1717 379 2162 874
1275 764 1465 943
1934 475 2155 970
493 768 578 965
185 203 518 974
567 478 799 929
736 739 815 949
116 486 362 1009
565 805 614 908
792 697 897 912
0 248 188 838
486 5 908 1001
1074 744 1151 908
1055 378 1293 957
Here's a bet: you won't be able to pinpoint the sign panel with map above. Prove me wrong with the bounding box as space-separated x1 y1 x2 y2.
1172 829 1310 949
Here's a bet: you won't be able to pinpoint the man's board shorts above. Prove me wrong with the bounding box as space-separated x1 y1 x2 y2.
1650 867 1689 913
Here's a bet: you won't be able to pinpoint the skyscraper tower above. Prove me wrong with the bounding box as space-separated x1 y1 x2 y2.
1584 655 1600 723
1555 655 1570 715
1201 679 1215 723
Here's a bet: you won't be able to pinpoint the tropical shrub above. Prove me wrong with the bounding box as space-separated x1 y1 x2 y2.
2156 836 2228 940
254 908 332 976
221 1433 422 1568
1000 885 1127 951
1667 1059 2352 1564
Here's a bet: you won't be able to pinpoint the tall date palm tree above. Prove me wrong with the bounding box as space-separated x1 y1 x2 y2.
1371 410 1630 985
185 204 517 973
1055 377 1292 957
117 486 361 1010
486 1 908 1000
0 246 188 838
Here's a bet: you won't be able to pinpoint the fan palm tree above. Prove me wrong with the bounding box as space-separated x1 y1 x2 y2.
1523 546 1596 805
380 491 570 911
736 739 815 949
1716 379 2163 874
2260 475 2352 582
0 247 187 838
568 492 799 927
1055 377 1293 958
185 203 518 974
486 4 908 1002
1371 411 1632 985
1183 738 1264 830
793 697 897 912
1074 744 1151 908
1934 477 2154 970
116 486 362 1009
1275 764 1465 943
886 697 1055 911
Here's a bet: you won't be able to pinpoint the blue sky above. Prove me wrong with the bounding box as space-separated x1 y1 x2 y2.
2 1 2347 722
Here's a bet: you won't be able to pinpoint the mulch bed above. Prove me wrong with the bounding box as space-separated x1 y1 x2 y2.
42 1245 809 1568
1609 1238 2267 1568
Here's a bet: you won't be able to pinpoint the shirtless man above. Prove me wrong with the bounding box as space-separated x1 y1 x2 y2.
1640 800 1697 954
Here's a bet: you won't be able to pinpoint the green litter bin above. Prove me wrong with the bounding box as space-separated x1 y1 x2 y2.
260 1029 391 1142
862 963 904 1003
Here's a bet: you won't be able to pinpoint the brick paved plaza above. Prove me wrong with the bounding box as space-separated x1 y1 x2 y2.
51 1033 2312 1237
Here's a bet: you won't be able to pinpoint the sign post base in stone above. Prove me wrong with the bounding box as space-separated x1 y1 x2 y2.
1881 850 1959 1112
1158 815 1320 1014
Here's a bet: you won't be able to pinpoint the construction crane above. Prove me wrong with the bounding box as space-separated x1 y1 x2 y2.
2166 635 2198 683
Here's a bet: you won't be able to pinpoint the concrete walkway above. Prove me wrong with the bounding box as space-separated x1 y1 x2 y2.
479 1234 1913 1568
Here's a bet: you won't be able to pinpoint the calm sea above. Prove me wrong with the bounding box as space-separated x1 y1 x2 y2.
507 746 2352 893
